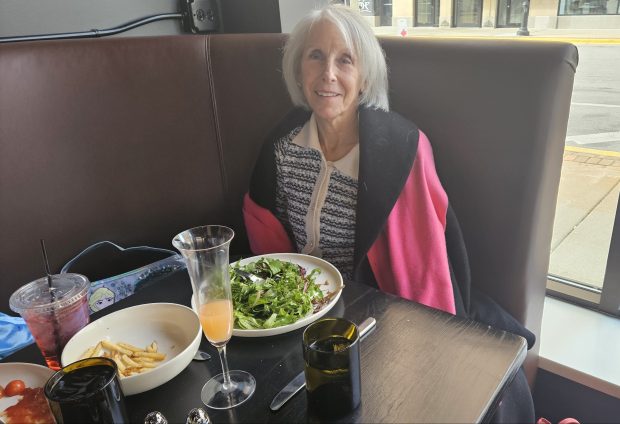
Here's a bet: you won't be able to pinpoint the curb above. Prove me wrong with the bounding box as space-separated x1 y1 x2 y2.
565 146 620 158
564 146 620 168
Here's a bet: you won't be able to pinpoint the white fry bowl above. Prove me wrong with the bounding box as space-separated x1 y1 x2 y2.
61 303 201 396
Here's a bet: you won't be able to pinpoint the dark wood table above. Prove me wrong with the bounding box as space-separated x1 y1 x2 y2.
4 270 526 423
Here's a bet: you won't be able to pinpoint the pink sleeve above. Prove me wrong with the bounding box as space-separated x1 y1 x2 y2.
367 131 456 315
243 193 295 255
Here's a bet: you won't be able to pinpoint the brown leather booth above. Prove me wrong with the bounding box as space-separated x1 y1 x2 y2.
0 34 577 383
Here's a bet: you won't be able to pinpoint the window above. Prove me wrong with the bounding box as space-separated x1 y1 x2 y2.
415 0 440 26
546 44 620 316
558 0 620 15
453 0 483 26
496 0 524 27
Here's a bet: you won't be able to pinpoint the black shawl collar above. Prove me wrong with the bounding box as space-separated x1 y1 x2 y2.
353 107 419 269
251 106 419 270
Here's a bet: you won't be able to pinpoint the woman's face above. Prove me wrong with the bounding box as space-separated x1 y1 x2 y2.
300 20 364 128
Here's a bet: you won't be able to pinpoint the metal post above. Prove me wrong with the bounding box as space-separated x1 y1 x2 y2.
517 0 530 36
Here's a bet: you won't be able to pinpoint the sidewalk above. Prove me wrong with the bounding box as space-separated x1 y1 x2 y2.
550 147 620 288
373 26 620 44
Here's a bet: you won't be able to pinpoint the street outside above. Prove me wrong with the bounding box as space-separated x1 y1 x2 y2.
567 45 620 153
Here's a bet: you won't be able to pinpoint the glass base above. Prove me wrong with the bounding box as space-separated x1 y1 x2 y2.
201 370 256 409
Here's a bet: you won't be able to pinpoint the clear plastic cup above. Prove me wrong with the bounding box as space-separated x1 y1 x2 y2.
10 273 90 370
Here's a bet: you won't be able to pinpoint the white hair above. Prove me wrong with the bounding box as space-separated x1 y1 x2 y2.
282 5 389 111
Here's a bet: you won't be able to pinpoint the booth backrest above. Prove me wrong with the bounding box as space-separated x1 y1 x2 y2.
0 34 577 381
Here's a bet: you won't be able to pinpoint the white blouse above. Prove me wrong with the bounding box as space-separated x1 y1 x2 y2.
274 114 359 279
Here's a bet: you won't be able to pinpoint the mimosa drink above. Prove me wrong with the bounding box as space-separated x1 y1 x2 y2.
199 300 233 347
173 225 255 408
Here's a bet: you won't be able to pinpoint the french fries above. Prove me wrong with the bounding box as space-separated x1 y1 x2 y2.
79 339 167 378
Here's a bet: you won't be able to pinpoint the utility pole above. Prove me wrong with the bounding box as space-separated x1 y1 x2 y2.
517 0 530 36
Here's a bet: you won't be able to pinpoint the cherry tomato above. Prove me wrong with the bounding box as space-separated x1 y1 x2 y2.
4 380 26 397
0 385 4 398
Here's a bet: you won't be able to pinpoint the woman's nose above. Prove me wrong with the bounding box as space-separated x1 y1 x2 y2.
322 59 336 82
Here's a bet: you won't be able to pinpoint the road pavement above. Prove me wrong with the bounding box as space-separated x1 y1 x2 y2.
568 45 620 154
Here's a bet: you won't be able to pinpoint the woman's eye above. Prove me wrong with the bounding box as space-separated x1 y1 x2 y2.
309 51 321 60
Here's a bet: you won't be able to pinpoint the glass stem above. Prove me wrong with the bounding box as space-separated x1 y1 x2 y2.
217 345 233 392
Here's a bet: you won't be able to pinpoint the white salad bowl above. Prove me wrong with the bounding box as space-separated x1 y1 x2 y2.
192 253 344 337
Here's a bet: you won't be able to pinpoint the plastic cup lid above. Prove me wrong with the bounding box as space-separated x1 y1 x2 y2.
9 273 90 314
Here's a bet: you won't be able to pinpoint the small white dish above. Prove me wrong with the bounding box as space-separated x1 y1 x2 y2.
192 253 344 337
61 302 201 396
0 362 54 421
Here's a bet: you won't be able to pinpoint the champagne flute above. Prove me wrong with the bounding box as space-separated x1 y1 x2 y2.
173 225 256 409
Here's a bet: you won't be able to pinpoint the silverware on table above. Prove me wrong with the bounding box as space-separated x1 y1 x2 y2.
192 350 212 361
234 268 266 285
269 317 377 412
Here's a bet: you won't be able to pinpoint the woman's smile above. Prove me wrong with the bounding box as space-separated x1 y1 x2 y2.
315 90 339 97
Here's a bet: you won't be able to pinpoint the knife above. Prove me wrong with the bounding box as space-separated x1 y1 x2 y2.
269 317 377 412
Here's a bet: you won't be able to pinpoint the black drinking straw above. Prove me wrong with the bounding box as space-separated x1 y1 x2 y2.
40 239 56 301
40 239 63 367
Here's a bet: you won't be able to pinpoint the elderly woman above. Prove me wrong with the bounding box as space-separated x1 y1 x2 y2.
245 5 460 314
244 6 534 422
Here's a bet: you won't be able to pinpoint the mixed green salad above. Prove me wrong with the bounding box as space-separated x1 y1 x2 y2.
230 258 335 330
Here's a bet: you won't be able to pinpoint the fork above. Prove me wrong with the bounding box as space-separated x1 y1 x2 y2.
234 268 266 285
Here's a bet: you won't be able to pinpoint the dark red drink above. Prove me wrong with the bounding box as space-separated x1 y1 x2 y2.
10 274 90 370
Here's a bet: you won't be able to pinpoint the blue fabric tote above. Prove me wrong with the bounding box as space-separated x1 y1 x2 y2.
0 312 34 359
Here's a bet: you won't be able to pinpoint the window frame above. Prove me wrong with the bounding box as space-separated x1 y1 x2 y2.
548 194 620 317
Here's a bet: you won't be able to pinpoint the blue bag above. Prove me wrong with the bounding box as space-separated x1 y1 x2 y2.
0 312 35 359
